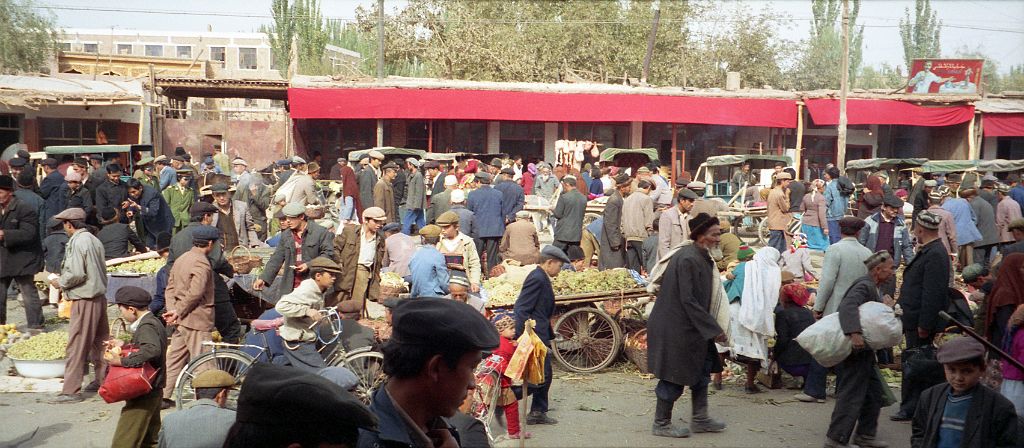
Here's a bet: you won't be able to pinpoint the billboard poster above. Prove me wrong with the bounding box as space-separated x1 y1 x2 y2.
906 59 985 94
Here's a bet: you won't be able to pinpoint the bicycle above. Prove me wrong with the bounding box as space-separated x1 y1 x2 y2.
468 354 505 443
172 307 386 409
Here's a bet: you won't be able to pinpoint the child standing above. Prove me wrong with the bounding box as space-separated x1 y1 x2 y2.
911 336 1019 448
1001 304 1024 415
492 313 531 440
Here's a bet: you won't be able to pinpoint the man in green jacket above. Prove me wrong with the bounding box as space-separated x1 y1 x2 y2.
163 170 194 234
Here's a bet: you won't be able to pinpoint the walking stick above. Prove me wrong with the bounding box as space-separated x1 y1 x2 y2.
939 311 1024 372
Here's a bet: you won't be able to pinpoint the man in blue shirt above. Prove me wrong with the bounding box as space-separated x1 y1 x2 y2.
494 168 525 225
824 167 848 244
408 224 450 298
1010 175 1024 218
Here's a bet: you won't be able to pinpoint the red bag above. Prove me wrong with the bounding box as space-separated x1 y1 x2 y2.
98 347 159 403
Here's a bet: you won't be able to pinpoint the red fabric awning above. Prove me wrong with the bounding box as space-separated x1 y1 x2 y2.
983 113 1024 137
805 98 974 127
288 88 799 128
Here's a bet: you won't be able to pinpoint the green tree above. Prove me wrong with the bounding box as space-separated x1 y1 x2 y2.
679 4 792 89
262 0 332 76
899 0 942 69
1005 65 1024 92
0 0 59 74
856 63 904 90
789 0 864 90
952 46 1001 93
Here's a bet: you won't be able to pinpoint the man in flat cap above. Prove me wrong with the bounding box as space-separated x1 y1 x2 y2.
551 173 587 256
408 225 450 298
275 257 343 372
51 208 109 403
7 156 28 180
499 210 540 266
858 195 914 297
209 183 259 251
38 157 67 225
962 187 1000 268
65 167 94 213
362 298 496 448
108 286 167 447
996 184 1023 249
278 154 319 208
154 156 176 191
358 151 383 212
162 169 195 234
822 250 896 448
333 207 387 318
513 245 570 425
159 367 237 448
231 157 251 188
494 167 525 226
467 171 505 273
225 363 376 448
256 202 335 298
911 337 1020 448
599 173 631 270
766 170 793 253
658 187 697 260
0 173 45 330
374 162 399 223
401 157 426 235
1003 218 1024 256
647 212 727 438
162 225 221 407
436 210 482 292
925 187 958 266
891 210 953 422
942 186 982 267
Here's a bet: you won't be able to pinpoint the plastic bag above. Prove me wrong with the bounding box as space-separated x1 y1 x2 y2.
504 319 548 386
796 302 903 367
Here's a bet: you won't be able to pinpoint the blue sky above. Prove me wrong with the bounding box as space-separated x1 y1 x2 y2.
39 0 1024 73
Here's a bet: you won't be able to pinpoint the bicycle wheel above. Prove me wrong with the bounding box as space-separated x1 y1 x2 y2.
471 371 504 442
338 348 386 405
173 349 255 410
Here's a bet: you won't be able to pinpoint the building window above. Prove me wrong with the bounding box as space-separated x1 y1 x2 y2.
210 46 226 62
239 48 257 69
244 98 258 107
59 42 72 51
176 45 192 59
39 118 119 148
116 44 132 55
500 122 545 161
83 43 98 53
145 45 163 57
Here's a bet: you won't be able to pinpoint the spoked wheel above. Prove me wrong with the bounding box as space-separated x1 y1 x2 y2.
335 347 386 405
757 217 770 246
551 307 622 373
174 349 255 410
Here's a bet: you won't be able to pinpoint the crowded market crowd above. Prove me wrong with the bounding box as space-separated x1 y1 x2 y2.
3 146 1024 448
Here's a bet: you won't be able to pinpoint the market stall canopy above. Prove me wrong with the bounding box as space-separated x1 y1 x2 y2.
346 147 426 162
598 148 658 162
982 113 1024 137
288 78 799 128
805 99 974 127
978 159 1024 172
845 158 928 171
0 74 145 108
922 160 979 173
702 154 792 167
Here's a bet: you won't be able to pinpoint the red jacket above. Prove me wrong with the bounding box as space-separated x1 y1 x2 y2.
495 335 516 388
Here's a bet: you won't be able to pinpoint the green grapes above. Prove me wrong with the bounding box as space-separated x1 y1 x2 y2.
8 331 69 361
107 258 165 274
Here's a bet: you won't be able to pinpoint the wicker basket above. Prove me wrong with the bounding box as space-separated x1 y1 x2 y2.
380 284 408 299
624 329 649 374
227 246 263 274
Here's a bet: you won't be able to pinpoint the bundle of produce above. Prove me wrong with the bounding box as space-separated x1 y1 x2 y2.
380 272 409 297
358 318 392 342
7 331 68 360
482 277 521 307
0 324 25 345
106 258 164 275
550 269 638 296
623 329 649 374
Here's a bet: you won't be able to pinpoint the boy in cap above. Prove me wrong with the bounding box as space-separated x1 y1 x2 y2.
65 168 94 212
225 363 377 448
162 225 221 407
275 257 343 372
911 337 1019 448
363 299 497 448
408 225 450 298
107 286 167 448
436 210 482 292
51 208 109 403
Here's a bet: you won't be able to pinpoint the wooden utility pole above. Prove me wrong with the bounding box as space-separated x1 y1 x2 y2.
641 1 661 84
837 0 850 171
376 0 385 147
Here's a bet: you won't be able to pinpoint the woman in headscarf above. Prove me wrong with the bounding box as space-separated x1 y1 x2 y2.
780 233 818 283
337 160 362 226
729 246 782 393
801 179 829 251
522 162 536 195
773 282 824 402
857 175 885 219
985 253 1024 347
588 167 604 199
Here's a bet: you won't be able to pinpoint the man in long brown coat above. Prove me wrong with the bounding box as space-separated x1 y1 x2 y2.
161 225 219 406
374 163 398 223
333 207 387 318
767 172 793 253
499 210 540 266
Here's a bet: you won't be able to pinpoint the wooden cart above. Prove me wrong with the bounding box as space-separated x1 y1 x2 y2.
487 287 652 373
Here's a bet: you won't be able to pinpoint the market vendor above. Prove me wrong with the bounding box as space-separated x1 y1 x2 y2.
275 257 342 372
436 211 481 291
96 206 148 260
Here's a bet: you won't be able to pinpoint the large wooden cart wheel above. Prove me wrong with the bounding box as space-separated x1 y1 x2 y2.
551 307 623 373
757 217 770 246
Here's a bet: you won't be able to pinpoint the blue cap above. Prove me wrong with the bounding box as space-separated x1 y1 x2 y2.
277 159 292 167
191 225 221 243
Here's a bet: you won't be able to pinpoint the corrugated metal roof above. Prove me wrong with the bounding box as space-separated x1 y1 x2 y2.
976 98 1024 114
0 74 144 107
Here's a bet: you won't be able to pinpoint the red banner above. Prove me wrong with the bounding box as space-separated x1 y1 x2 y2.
906 59 984 94
805 99 974 127
983 113 1024 137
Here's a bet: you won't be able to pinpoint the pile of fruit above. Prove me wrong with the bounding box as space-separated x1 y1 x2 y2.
107 258 164 274
482 278 521 307
550 269 637 296
7 331 68 361
0 324 25 345
380 272 409 291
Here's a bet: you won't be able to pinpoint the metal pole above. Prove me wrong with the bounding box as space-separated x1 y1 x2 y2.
376 0 385 147
837 0 850 172
641 2 661 84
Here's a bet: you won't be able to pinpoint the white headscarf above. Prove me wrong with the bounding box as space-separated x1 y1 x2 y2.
739 246 781 336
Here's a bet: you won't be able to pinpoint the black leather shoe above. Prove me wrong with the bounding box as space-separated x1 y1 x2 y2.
161 399 176 410
889 412 912 422
526 412 558 425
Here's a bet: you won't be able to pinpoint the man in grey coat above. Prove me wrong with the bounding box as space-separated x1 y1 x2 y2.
551 176 587 255
963 187 1000 268
157 369 236 448
401 158 426 235
357 152 383 212
814 217 873 319
599 173 630 270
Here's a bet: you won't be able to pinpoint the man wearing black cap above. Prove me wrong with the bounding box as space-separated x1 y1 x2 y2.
358 153 381 212
466 172 505 272
0 174 45 329
647 212 726 438
494 167 525 225
551 174 587 256
599 173 631 270
658 188 697 260
858 195 914 297
276 257 343 372
401 158 426 235
814 217 873 320
374 163 399 223
162 225 220 407
95 164 128 219
362 298 497 448
7 156 28 181
108 286 167 447
155 156 177 190
513 245 570 425
209 183 259 251
38 157 67 225
224 363 377 448
96 207 148 259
